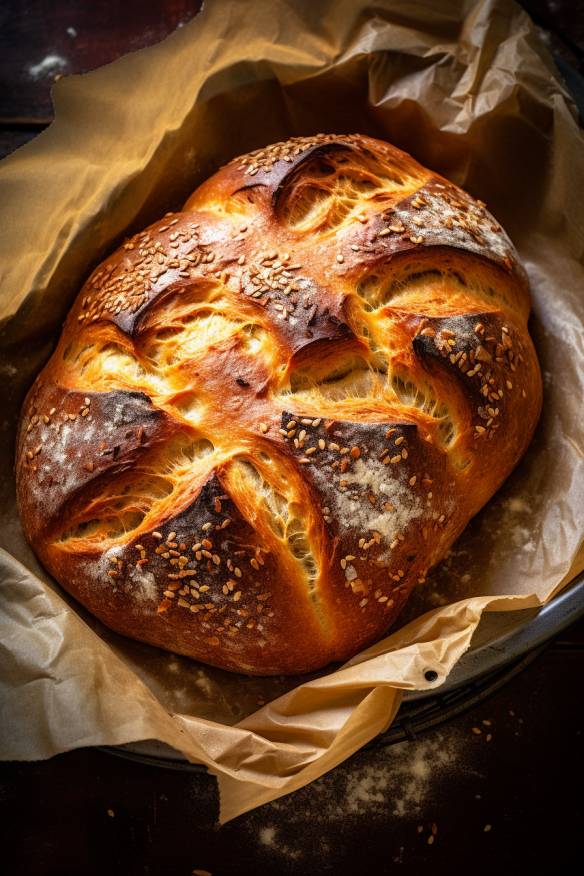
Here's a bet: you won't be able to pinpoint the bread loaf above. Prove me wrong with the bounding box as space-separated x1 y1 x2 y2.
16 134 542 674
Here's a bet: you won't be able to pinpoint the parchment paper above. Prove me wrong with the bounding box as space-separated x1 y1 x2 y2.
1 0 583 824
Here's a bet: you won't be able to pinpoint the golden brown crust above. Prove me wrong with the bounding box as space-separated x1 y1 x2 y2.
16 134 542 674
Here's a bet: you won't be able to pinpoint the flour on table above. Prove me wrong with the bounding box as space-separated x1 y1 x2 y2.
244 729 468 862
257 826 300 859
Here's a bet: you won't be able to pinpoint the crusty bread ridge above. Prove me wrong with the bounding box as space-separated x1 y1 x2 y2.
16 134 542 674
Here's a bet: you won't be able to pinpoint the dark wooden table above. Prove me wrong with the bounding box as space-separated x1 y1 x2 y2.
1 2 583 874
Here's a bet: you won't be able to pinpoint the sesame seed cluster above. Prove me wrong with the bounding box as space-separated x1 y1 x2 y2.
239 252 307 318
415 315 526 441
347 180 518 276
278 413 451 610
233 133 360 177
104 483 275 653
16 133 541 674
77 218 211 326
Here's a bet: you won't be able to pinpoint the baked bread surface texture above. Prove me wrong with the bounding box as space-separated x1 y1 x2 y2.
16 134 542 674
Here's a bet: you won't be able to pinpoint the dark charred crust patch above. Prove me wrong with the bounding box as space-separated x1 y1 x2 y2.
270 142 355 209
278 410 455 618
237 251 353 352
279 411 448 544
293 306 354 352
229 134 358 185
336 178 524 288
18 388 173 532
102 472 286 667
412 312 526 441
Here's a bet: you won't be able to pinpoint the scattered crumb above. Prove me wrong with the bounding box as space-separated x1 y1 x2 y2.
67 26 77 37
106 809 115 817
257 825 299 859
259 827 276 847
28 54 68 80
504 497 530 514
392 846 405 863
484 824 492 833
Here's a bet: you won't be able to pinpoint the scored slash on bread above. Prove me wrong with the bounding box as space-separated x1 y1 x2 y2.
16 134 542 674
